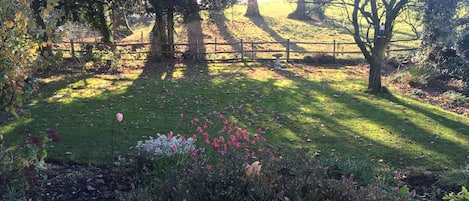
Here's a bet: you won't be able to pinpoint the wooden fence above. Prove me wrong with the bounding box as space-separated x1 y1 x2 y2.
54 38 420 62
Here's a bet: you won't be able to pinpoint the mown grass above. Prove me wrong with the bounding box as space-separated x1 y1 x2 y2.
1 61 468 172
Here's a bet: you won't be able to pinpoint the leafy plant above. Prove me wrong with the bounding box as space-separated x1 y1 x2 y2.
443 186 469 201
442 91 469 106
133 132 200 180
124 115 410 200
0 0 59 115
0 129 61 200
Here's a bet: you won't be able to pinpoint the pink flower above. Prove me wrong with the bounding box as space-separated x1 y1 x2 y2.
192 134 198 140
28 136 43 148
116 113 124 122
46 129 62 142
223 118 229 125
171 145 177 152
180 134 186 141
197 126 203 133
192 118 199 125
218 113 224 119
167 132 173 139
257 128 262 134
212 138 220 151
207 164 212 170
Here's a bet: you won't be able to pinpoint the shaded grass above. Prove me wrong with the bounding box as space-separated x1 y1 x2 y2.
1 62 468 171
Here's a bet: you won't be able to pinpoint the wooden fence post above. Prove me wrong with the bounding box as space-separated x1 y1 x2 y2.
70 40 75 58
251 41 255 59
195 40 199 61
240 39 244 61
333 40 336 59
386 45 390 58
214 38 217 58
286 39 290 62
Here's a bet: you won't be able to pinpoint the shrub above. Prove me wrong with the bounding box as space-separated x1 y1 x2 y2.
124 114 410 201
0 0 59 115
132 132 200 180
303 53 336 64
0 129 61 200
442 91 469 106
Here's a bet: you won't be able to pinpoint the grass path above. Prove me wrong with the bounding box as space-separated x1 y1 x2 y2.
1 62 468 171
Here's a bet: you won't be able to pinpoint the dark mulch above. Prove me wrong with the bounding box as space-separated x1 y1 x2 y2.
26 163 137 201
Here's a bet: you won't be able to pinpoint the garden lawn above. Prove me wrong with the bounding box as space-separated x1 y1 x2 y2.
1 62 468 171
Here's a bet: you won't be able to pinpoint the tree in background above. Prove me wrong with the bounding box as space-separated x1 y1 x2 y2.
288 0 331 21
417 0 468 89
288 0 310 20
0 0 59 115
147 0 237 60
245 0 261 17
339 0 409 93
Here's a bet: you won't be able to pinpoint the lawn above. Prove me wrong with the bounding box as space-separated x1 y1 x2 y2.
1 61 468 172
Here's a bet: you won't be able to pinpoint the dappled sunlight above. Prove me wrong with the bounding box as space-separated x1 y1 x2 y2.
46 74 139 104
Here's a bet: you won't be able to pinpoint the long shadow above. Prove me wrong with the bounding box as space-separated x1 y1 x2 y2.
183 19 209 79
214 15 242 52
246 15 308 53
271 67 469 167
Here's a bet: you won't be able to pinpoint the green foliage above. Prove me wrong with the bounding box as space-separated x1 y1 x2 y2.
303 53 336 64
443 186 469 201
0 0 59 115
125 143 410 201
437 167 469 188
443 91 469 106
0 130 61 200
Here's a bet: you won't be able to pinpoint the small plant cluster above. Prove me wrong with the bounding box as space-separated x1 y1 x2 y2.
134 133 198 160
0 129 61 200
125 114 412 201
443 186 469 201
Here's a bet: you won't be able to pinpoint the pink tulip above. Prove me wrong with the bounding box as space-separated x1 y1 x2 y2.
116 113 123 122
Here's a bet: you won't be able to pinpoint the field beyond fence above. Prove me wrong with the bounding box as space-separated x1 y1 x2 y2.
54 37 420 62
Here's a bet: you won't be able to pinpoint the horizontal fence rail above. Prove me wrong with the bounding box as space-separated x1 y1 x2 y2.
54 38 420 62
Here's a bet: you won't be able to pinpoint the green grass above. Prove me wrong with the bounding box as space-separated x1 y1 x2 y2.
1 62 468 171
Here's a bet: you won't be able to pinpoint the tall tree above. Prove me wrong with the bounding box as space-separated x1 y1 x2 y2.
245 0 261 17
340 0 409 93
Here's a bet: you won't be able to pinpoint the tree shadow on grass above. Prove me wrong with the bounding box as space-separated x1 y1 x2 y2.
246 15 308 53
270 67 469 168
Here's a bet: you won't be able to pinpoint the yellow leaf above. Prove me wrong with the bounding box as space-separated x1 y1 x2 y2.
16 12 22 20
5 21 14 29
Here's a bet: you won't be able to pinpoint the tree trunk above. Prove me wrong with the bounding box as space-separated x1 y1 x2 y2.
96 3 114 46
166 5 175 58
245 0 260 17
150 2 169 60
287 0 310 20
184 0 201 23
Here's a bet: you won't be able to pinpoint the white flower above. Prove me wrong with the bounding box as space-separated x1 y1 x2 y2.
134 133 197 161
